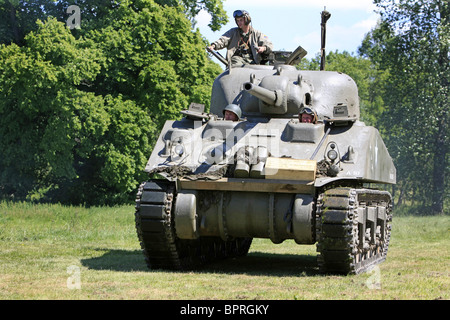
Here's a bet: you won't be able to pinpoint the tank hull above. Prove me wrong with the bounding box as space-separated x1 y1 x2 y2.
144 117 395 186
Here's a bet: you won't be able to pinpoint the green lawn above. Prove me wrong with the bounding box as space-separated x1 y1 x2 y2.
0 201 448 300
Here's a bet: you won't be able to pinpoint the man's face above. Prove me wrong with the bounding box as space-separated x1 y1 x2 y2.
236 16 246 28
225 110 238 121
301 113 313 123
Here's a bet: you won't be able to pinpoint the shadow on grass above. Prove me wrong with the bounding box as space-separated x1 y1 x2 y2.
201 251 319 277
81 249 148 272
81 249 320 276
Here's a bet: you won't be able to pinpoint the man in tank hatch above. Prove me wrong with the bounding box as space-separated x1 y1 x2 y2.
208 10 273 67
223 104 241 121
299 107 318 124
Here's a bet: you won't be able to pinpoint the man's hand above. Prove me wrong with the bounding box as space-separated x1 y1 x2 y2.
257 46 266 54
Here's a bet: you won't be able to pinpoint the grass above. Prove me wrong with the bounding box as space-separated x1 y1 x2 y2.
0 201 448 300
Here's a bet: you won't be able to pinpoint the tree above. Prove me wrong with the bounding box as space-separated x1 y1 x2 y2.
0 0 229 47
0 18 152 204
0 0 223 205
83 0 222 125
154 0 228 31
359 0 449 214
0 0 58 45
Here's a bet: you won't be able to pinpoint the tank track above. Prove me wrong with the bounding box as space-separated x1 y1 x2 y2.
134 180 252 270
316 187 393 274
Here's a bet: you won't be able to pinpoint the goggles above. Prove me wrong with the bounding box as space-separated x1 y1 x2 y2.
301 107 315 115
233 10 245 18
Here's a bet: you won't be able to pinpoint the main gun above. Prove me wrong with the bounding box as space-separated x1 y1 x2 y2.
243 82 284 107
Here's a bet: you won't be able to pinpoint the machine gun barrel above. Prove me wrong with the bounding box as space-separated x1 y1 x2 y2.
206 46 228 67
320 10 331 71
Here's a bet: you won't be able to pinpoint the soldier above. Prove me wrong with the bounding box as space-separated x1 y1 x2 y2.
223 104 241 121
299 107 318 124
208 10 273 67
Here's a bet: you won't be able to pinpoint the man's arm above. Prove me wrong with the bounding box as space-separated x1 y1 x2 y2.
209 28 237 51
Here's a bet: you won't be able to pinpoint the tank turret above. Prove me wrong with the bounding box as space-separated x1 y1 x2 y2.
210 66 360 123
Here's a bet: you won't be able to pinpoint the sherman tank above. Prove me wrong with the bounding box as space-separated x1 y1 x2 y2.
134 11 396 274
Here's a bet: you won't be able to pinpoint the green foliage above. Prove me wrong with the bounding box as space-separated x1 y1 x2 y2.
0 0 229 46
360 0 449 214
84 0 222 124
0 0 57 45
0 18 105 199
154 0 228 31
0 0 223 205
301 6 448 214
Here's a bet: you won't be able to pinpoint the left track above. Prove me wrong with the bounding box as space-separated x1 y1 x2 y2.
134 180 183 269
135 179 252 270
315 187 393 274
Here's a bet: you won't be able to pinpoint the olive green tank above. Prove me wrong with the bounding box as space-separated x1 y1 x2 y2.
134 11 396 274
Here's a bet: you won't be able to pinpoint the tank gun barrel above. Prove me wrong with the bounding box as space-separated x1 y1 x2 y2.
244 82 283 107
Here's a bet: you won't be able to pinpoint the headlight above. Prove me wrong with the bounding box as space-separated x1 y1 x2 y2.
170 143 185 162
174 144 184 156
326 143 339 162
327 149 338 161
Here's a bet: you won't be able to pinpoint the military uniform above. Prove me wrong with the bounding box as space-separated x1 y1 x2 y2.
211 26 273 66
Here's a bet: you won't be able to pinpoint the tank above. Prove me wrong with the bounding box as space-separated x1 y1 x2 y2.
134 13 396 275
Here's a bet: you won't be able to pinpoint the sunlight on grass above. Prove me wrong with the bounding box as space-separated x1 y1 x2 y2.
0 201 448 300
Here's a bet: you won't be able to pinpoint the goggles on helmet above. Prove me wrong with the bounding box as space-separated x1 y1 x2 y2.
233 10 245 18
301 107 315 115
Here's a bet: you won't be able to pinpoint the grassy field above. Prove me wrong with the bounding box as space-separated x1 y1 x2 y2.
0 201 448 300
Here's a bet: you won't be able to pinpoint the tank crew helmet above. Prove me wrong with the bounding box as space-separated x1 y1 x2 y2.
233 10 251 26
223 104 242 119
299 106 318 123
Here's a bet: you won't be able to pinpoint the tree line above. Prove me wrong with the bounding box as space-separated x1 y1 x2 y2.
0 0 447 214
0 0 223 205
362 0 448 214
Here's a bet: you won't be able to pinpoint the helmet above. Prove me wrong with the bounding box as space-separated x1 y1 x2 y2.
223 104 242 119
233 10 251 26
299 107 318 123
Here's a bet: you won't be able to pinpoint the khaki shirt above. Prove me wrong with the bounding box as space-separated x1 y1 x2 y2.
212 27 273 64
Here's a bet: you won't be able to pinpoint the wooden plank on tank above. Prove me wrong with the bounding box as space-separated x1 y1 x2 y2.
178 178 314 194
264 157 317 181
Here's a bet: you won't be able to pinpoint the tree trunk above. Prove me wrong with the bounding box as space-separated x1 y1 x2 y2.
431 110 448 214
432 4 449 214
8 2 21 45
